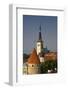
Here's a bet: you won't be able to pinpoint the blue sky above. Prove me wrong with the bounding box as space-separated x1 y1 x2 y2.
23 15 57 54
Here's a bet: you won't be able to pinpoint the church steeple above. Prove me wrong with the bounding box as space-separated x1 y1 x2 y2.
39 25 42 41
36 25 43 55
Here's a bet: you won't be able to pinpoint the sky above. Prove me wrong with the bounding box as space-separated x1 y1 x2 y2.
23 15 57 54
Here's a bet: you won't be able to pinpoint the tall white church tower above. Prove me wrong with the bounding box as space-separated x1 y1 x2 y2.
36 25 43 55
36 25 44 63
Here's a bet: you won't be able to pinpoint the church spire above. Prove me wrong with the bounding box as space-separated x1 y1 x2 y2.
39 25 42 41
36 25 43 55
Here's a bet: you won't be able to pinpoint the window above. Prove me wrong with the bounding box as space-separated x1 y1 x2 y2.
38 44 40 46
32 65 34 67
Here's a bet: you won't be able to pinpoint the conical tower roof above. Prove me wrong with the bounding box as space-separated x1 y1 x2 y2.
28 48 40 64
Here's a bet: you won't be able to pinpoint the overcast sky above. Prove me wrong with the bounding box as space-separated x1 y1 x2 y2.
23 15 57 54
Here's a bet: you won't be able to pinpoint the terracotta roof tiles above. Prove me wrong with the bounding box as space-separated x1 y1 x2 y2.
28 48 40 64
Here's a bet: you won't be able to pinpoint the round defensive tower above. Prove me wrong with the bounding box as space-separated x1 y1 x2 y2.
27 48 40 74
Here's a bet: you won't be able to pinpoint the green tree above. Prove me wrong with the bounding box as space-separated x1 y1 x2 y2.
40 60 57 74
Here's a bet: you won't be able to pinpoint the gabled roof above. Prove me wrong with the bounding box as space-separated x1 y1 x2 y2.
28 48 40 64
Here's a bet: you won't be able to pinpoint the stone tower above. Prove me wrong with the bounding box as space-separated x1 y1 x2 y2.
27 48 40 74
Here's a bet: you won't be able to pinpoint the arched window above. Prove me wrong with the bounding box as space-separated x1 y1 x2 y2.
32 65 34 67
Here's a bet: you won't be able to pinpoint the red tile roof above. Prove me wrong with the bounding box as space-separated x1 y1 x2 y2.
44 52 57 60
28 48 40 64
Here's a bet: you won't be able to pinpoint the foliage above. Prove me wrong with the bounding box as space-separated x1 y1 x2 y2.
40 60 57 73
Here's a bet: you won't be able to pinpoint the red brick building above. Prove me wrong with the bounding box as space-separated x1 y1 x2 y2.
44 52 57 61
